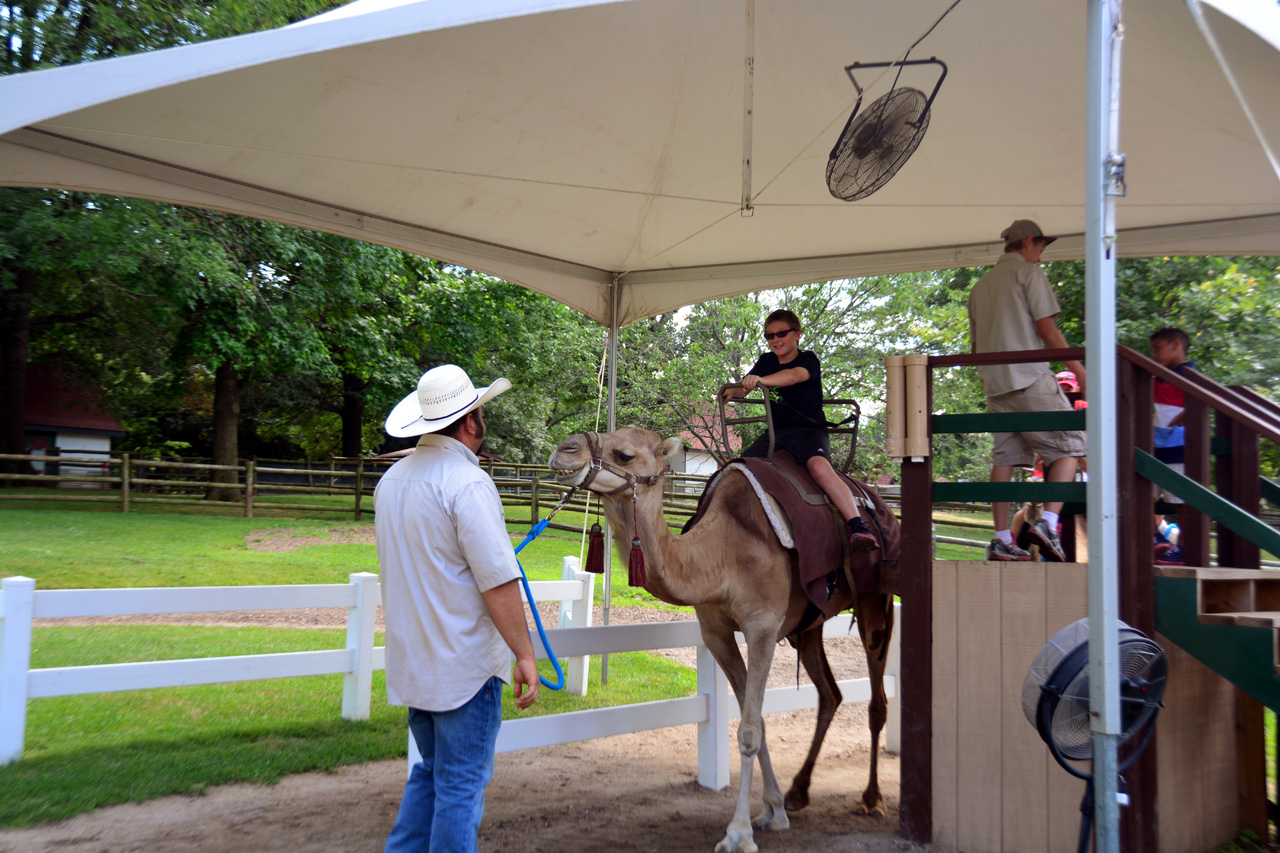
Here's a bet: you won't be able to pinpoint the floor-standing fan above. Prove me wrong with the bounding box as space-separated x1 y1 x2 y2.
1022 618 1168 853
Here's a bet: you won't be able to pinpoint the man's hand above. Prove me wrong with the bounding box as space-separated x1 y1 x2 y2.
511 658 539 709
481 579 541 709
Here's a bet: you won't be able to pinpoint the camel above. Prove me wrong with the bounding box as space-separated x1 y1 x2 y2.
548 427 895 853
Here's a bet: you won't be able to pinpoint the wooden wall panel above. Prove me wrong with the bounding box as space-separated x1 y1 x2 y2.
1044 565 1089 853
1001 564 1050 852
932 560 959 851
932 562 1241 853
1155 635 1240 853
956 562 1004 851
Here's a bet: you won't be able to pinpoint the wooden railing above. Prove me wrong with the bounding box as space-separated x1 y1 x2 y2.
0 453 395 519
895 343 1279 845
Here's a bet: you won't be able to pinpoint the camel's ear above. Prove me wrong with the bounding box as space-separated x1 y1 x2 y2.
661 437 683 465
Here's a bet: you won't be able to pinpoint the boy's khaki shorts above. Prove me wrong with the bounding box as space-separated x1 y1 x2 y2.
987 373 1087 467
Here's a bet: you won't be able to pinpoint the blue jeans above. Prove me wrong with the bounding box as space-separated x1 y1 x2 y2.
384 677 503 853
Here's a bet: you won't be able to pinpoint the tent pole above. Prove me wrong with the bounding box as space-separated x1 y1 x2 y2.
602 275 620 684
1086 1 1123 851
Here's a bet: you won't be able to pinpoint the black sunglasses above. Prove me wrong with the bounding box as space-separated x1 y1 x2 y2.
763 329 796 341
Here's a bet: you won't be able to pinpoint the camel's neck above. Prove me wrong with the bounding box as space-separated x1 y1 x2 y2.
600 487 719 606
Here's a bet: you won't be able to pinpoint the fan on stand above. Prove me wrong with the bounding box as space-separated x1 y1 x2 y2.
826 57 947 201
1022 618 1168 853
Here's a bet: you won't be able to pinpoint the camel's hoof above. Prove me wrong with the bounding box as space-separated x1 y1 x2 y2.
751 806 790 832
714 832 758 853
784 787 810 812
854 800 887 818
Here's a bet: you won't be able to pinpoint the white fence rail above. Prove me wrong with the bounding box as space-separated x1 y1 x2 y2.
1 569 899 791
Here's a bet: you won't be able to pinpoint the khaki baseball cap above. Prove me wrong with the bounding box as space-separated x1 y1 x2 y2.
1001 219 1057 246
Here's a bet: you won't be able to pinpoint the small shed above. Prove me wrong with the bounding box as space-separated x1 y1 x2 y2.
23 364 125 480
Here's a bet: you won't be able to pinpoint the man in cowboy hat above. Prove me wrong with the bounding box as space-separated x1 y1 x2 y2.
376 364 538 852
968 219 1087 563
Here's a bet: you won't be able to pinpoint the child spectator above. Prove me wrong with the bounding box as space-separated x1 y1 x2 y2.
1150 327 1197 565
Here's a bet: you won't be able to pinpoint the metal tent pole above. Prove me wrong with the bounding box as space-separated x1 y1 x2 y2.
1086 1 1124 850
601 276 620 684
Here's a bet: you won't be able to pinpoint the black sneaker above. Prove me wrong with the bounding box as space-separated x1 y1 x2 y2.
848 517 877 552
1029 519 1066 562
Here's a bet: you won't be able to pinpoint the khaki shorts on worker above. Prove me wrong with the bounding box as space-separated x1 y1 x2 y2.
987 372 1087 467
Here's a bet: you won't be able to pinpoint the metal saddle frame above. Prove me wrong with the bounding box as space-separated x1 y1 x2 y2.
716 384 861 475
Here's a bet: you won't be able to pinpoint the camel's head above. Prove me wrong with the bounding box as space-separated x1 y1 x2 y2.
548 427 683 496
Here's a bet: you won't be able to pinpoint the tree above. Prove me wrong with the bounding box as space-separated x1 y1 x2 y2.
1 0 345 477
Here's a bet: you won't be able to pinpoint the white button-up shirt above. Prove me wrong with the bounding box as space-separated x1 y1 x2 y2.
374 433 522 712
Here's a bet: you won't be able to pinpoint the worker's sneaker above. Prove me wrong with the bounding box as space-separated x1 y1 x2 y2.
1154 545 1185 566
1029 519 1066 562
985 538 1032 561
848 516 877 552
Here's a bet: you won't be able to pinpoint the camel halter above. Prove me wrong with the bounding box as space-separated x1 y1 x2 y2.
573 431 666 496
571 432 666 587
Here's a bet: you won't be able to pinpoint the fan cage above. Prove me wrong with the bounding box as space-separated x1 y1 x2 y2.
1022 618 1168 761
826 87 930 202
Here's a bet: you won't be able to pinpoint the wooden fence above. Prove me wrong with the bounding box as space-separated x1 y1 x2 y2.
0 571 901 792
0 451 715 527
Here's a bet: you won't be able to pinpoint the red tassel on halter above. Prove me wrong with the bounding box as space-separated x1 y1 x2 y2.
627 494 646 587
628 536 647 587
584 523 605 574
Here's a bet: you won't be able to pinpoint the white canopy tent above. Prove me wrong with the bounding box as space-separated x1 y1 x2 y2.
2 2 1278 849
0 0 1277 328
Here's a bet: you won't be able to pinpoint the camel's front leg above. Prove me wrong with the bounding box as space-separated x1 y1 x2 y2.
854 593 893 817
700 621 787 853
722 622 789 853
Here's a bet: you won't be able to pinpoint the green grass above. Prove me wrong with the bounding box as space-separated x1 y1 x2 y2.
0 508 378 588
0 624 695 827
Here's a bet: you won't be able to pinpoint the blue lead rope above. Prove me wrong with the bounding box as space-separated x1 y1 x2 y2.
513 517 566 691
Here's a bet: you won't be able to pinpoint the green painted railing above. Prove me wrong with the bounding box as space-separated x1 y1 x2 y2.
1135 449 1280 559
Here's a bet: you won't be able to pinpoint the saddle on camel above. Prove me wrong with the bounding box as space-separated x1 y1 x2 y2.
548 384 902 853
701 382 902 609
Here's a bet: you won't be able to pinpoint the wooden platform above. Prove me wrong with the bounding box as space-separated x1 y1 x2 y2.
932 561 1242 853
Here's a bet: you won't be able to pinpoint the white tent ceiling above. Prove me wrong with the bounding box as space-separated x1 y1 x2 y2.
1 0 1277 326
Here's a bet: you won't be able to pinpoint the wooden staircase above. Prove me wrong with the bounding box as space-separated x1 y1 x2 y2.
1155 566 1280 711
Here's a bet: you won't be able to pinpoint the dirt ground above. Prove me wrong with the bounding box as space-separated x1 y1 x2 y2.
1 528 940 853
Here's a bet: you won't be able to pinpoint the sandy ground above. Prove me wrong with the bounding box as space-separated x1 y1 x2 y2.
1 528 940 853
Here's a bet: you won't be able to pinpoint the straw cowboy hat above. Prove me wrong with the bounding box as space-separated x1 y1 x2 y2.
385 364 512 438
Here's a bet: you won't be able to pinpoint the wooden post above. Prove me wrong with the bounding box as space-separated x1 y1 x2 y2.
1237 689 1269 840
342 572 380 721
0 576 35 765
1181 391 1212 568
1229 418 1261 569
1119 356 1155 635
329 455 336 491
244 459 255 518
898 364 934 844
557 557 595 696
120 452 131 513
530 475 540 524
1214 411 1236 568
354 458 364 521
1119 353 1158 853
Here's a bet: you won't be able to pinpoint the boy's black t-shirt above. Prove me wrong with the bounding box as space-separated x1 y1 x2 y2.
748 349 827 431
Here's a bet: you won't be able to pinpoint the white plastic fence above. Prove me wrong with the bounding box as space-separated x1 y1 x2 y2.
0 567 899 791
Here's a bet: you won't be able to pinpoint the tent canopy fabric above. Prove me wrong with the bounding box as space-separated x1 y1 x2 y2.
1 0 1278 326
